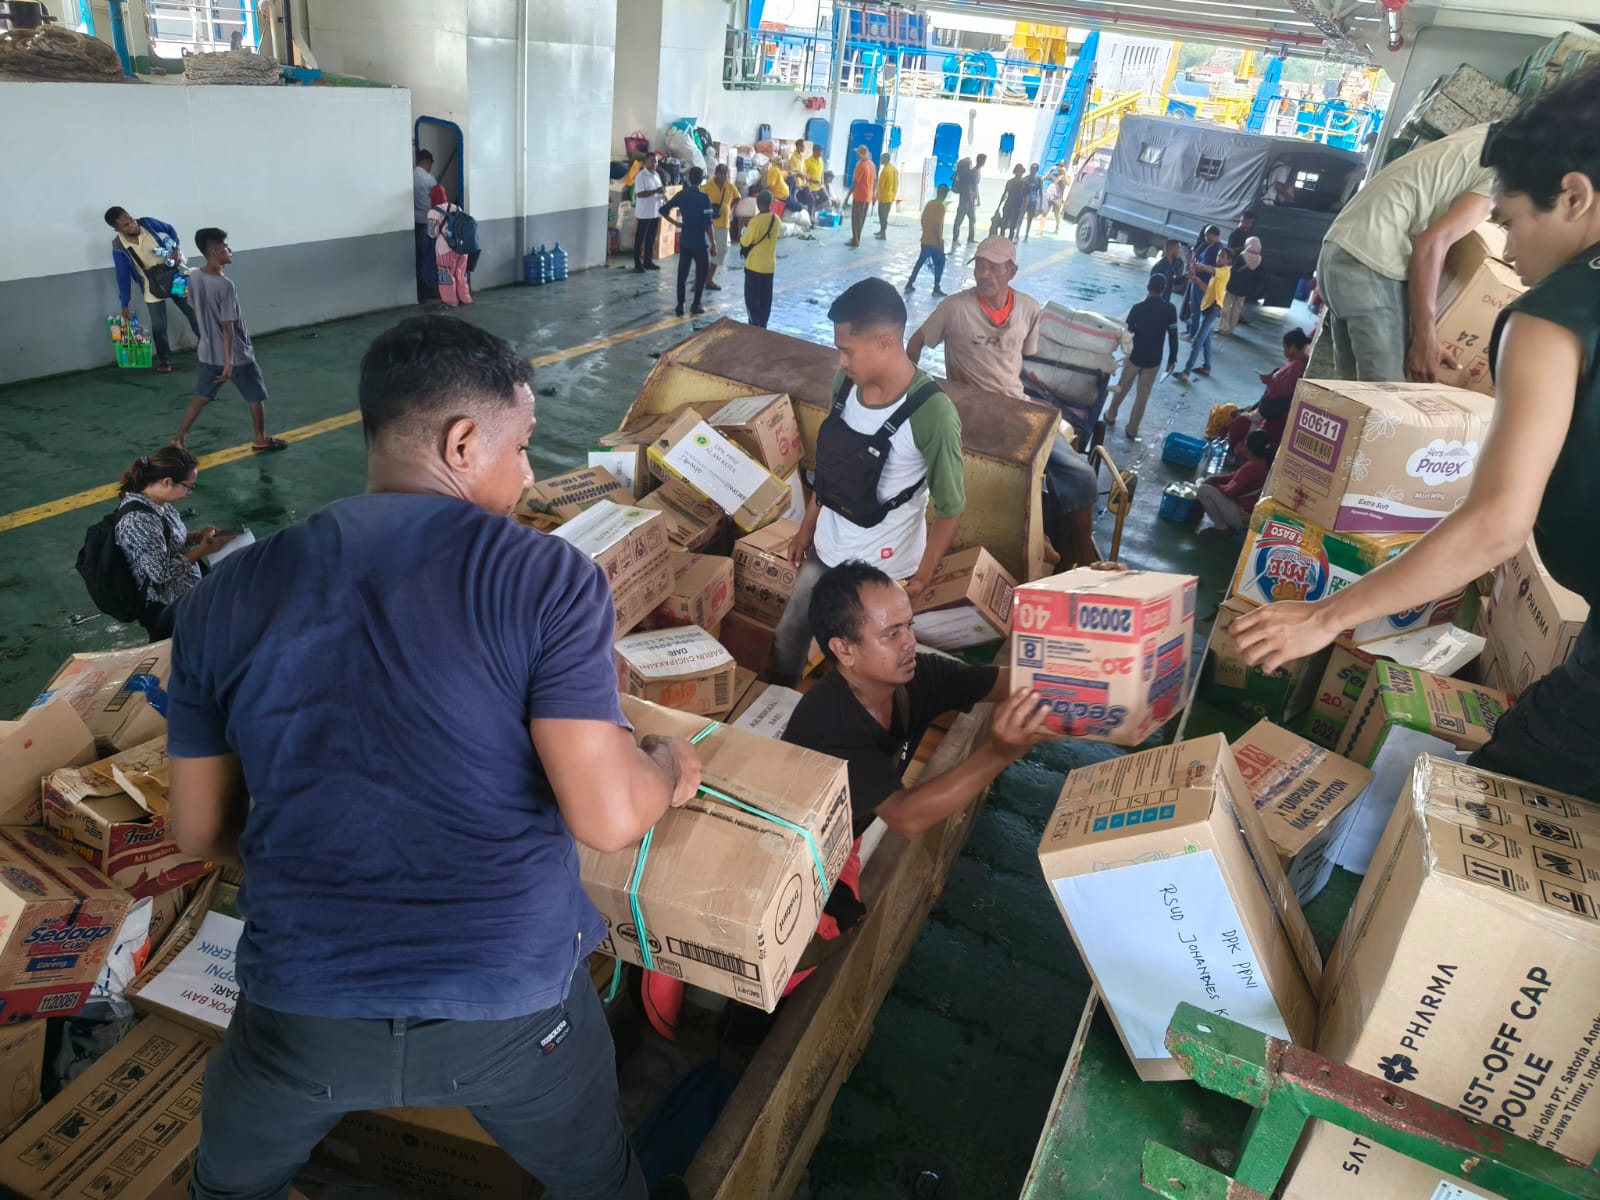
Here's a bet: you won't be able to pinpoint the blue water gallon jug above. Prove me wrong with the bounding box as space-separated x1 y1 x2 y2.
538 244 553 281
551 243 569 282
523 247 544 286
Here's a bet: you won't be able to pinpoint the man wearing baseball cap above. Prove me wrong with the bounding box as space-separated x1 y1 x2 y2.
907 235 1099 568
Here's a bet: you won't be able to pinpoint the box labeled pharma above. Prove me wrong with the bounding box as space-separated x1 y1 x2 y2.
581 697 853 1010
43 738 208 899
0 700 95 826
1010 568 1196 745
1264 380 1495 534
1037 735 1322 1081
1231 499 1463 644
30 643 172 755
1285 1122 1510 1199
1201 595 1327 724
1479 541 1588 696
0 827 132 1022
648 413 791 532
649 551 734 631
709 393 804 475
912 547 1017 651
615 626 739 717
732 520 799 626
637 478 726 552
1231 720 1372 904
515 467 627 522
553 500 672 636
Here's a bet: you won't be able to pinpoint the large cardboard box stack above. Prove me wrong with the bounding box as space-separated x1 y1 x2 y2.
1283 756 1600 1199
29 643 172 755
647 412 791 533
1010 568 1196 745
1230 721 1372 905
731 520 799 625
0 827 132 1021
0 1016 210 1200
1435 226 1525 396
1231 500 1463 644
1200 595 1329 724
43 738 209 899
580 697 853 1010
1037 736 1323 1081
648 551 734 631
0 700 96 826
1263 380 1495 534
615 626 739 717
514 466 627 524
552 500 672 635
912 547 1017 652
1478 540 1588 696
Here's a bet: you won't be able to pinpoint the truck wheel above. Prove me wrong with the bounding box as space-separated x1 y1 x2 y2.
1132 239 1156 259
1076 211 1107 254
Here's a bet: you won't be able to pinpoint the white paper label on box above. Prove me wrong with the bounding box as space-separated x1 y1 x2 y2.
1052 850 1290 1060
914 605 1003 651
661 421 772 513
711 394 779 425
1361 625 1484 676
554 500 651 556
780 471 806 523
588 450 640 496
617 628 734 674
731 686 803 738
1330 728 1462 875
1429 1183 1492 1200
134 910 244 1029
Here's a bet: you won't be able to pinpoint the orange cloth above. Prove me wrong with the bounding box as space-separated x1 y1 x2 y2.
851 159 877 203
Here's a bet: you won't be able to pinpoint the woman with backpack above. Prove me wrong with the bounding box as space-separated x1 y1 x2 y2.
425 185 474 306
99 449 232 640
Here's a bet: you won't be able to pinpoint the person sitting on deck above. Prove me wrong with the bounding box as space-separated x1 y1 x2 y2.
1225 328 1312 458
1194 430 1274 535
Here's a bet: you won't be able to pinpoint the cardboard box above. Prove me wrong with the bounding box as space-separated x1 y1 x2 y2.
588 447 649 498
729 683 805 738
779 468 808 523
1010 568 1197 745
0 1016 208 1200
581 697 854 1010
552 500 672 636
1436 226 1525 396
732 520 799 626
1037 735 1323 1081
515 467 626 522
1263 379 1495 534
1202 595 1328 724
615 626 739 717
43 738 208 899
1231 499 1463 644
0 1021 45 1135
1284 1122 1509 1200
318 1108 536 1200
719 610 778 675
0 827 132 1021
1301 756 1600 1183
1338 661 1511 768
127 873 242 1038
912 547 1017 651
648 412 791 532
1479 541 1588 695
649 551 735 630
0 700 96 826
711 667 759 722
29 643 171 755
709 393 804 475
637 477 726 552
1300 643 1379 749
1231 721 1372 905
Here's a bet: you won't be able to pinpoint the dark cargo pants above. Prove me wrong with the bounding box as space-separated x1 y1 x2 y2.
190 965 644 1200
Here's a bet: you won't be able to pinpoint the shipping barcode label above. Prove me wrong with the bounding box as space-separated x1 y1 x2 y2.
666 937 760 980
1429 1181 1492 1200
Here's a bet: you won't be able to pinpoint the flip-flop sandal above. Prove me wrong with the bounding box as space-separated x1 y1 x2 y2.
154 364 173 374
251 438 288 453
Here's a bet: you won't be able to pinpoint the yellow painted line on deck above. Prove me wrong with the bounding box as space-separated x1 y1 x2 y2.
0 236 1070 535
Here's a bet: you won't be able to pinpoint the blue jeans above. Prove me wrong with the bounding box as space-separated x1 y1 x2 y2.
1183 282 1205 337
189 966 644 1200
1184 307 1220 373
908 245 945 289
148 293 200 367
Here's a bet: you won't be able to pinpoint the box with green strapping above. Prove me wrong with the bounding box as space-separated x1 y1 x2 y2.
579 695 853 1011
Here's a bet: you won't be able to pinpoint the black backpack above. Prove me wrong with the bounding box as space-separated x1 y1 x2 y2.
811 376 943 528
76 499 157 623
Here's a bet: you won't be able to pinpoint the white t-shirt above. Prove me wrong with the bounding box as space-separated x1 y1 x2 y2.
814 376 959 578
1263 162 1294 205
1324 125 1493 280
634 169 664 220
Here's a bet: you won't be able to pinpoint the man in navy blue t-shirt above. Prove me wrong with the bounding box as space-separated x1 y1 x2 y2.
660 165 716 317
167 314 699 1200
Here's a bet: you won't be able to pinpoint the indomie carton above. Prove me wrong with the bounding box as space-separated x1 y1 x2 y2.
1010 568 1196 746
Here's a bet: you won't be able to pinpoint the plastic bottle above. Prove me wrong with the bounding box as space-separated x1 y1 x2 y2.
524 247 544 286
551 243 569 282
538 244 553 282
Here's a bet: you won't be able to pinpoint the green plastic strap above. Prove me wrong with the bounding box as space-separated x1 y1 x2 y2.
604 956 622 1005
625 721 833 978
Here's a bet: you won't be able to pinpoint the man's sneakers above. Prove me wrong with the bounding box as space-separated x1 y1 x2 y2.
904 281 916 293
932 287 947 297
691 304 706 316
675 305 685 317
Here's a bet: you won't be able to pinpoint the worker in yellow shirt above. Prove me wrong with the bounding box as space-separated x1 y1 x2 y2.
875 153 899 240
700 163 738 292
739 191 784 329
802 145 826 217
787 142 808 179
764 158 791 213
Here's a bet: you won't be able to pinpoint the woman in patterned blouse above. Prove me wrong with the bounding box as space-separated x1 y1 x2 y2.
114 448 234 639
